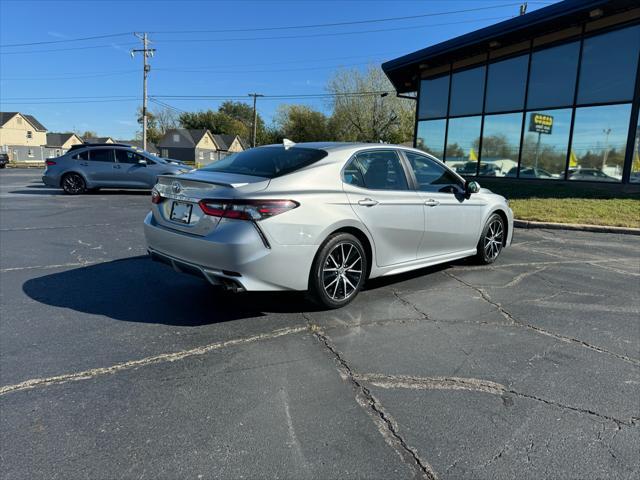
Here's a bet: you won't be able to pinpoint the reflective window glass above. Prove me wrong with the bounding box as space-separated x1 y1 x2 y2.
416 119 446 159
569 104 631 182
445 116 482 172
630 118 640 184
352 150 409 191
418 75 449 119
405 151 462 193
449 66 485 117
89 149 113 162
485 54 528 113
479 113 523 177
519 109 572 179
72 150 88 161
578 25 640 104
527 42 579 109
115 149 144 164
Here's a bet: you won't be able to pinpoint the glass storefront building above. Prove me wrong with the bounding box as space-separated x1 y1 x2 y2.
382 0 640 184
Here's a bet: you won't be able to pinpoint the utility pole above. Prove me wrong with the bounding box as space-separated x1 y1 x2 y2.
248 93 264 148
131 33 155 151
519 3 527 15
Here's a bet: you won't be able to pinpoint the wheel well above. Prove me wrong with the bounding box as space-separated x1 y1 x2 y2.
329 226 373 279
492 209 509 246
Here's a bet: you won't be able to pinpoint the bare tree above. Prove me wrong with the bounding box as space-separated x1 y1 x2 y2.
327 65 414 144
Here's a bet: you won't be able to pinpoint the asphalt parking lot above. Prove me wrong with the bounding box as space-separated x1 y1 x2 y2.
1 169 638 479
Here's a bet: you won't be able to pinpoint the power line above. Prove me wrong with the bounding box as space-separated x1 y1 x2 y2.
0 98 140 105
152 91 395 100
148 3 520 35
0 42 138 56
1 95 138 100
0 32 132 48
150 16 510 44
0 2 521 50
1 70 138 81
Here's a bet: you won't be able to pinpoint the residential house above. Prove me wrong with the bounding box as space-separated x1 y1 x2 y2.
212 134 245 154
115 139 159 156
83 137 115 144
0 112 48 163
46 132 83 158
157 129 219 165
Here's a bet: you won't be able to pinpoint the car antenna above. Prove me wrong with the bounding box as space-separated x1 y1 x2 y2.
283 138 296 150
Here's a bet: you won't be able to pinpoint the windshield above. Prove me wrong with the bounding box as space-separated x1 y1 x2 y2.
200 146 327 178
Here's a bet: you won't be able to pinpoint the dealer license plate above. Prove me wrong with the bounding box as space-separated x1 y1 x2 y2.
170 201 193 224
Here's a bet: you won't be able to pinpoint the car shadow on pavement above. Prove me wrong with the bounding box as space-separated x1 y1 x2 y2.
10 186 151 196
22 256 316 326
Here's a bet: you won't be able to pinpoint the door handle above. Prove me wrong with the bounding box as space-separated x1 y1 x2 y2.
113 164 121 169
358 198 379 207
80 162 89 166
424 199 440 207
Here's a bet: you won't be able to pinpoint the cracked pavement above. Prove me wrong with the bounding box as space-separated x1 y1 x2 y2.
1 170 639 479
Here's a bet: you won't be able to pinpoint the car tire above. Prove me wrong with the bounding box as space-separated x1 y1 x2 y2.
61 173 86 195
474 213 505 264
309 233 367 309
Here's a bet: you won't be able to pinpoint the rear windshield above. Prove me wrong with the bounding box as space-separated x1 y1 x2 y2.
200 146 327 178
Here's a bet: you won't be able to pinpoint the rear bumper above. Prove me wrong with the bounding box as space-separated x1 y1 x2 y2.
143 212 318 291
42 174 59 187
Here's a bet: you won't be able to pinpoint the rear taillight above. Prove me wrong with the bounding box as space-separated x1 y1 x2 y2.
199 199 299 221
45 160 56 166
151 189 162 204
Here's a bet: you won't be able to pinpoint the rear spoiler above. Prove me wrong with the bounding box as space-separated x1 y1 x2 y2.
156 174 249 189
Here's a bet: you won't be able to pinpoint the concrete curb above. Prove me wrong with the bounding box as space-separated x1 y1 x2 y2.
514 219 640 236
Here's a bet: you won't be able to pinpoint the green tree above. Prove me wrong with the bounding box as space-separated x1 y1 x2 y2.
275 105 329 142
327 65 414 144
136 107 177 144
77 130 97 140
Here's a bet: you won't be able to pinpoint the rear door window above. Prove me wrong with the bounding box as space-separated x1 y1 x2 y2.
344 150 409 191
72 150 89 161
89 149 114 162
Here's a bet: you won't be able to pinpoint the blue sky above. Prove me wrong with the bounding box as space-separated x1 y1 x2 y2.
0 0 554 139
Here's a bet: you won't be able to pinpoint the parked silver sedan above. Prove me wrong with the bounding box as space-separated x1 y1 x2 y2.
144 142 513 308
42 144 190 194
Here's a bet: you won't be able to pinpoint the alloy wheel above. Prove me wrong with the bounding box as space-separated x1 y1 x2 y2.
63 174 84 194
484 218 504 260
322 242 363 301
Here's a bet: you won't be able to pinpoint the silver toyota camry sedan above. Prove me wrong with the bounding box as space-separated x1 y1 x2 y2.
144 142 513 308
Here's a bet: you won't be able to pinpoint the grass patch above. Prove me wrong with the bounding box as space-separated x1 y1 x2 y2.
477 179 640 228
509 198 640 228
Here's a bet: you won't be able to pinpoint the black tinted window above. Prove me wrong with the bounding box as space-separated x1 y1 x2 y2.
405 152 461 192
485 54 528 113
578 25 640 104
418 75 449 119
89 149 113 162
72 150 88 161
449 66 485 116
347 150 408 191
527 41 579 109
200 146 327 178
115 149 144 164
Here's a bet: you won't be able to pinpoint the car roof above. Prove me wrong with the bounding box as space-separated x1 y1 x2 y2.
259 141 434 156
69 143 133 150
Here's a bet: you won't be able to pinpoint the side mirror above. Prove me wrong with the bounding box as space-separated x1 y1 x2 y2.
465 180 480 195
138 159 148 166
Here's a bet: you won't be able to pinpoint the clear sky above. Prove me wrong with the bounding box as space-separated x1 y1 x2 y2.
0 0 554 139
